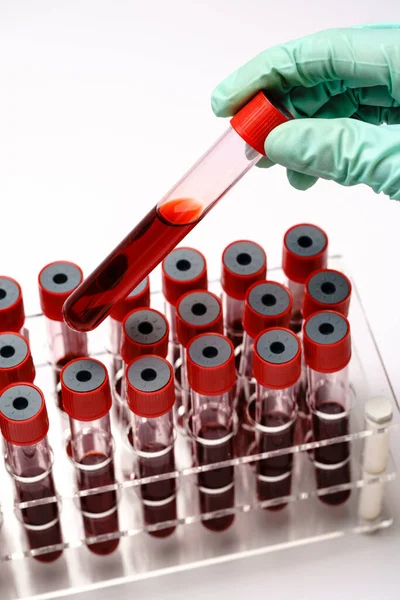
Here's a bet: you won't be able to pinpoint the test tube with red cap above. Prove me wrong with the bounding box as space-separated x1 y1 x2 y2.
282 224 328 333
108 277 150 377
253 328 301 509
162 247 208 366
176 290 223 426
38 262 88 410
303 269 352 319
126 355 177 537
187 333 236 532
0 276 27 338
0 383 63 561
221 241 266 348
237 281 292 456
61 358 120 555
116 308 169 431
303 311 352 505
63 93 292 333
0 332 35 392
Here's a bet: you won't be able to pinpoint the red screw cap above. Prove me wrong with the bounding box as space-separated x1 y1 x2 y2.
109 277 150 322
230 92 292 156
303 269 352 319
303 311 351 374
282 224 328 284
38 261 84 322
187 333 236 395
162 247 207 306
121 308 169 364
221 240 267 301
253 328 301 390
61 358 112 421
126 355 175 418
0 276 25 333
0 333 35 391
243 281 292 340
176 290 223 348
0 383 49 446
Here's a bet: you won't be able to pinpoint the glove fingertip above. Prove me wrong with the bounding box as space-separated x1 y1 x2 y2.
287 169 319 191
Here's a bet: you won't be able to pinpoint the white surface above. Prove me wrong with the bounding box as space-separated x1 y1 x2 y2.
0 1 399 598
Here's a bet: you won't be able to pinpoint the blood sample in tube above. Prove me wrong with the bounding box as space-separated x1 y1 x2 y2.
0 383 63 561
63 93 292 332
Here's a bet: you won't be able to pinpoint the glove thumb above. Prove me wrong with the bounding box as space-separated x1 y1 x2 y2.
265 118 400 200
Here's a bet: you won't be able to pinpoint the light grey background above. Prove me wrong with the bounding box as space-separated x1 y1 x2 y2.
0 1 399 598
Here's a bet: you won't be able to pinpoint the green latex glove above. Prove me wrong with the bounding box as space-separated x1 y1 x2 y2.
211 25 400 200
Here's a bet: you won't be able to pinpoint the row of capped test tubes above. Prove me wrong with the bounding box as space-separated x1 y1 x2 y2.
0 223 393 561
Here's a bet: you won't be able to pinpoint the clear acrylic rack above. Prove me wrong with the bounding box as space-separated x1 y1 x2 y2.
0 257 398 600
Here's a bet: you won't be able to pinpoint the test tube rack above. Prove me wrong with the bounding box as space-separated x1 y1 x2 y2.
0 257 398 600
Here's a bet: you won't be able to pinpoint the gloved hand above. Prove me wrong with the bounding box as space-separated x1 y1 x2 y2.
211 25 400 200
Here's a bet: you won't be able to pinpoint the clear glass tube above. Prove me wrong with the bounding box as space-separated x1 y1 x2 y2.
223 293 245 349
45 318 88 411
308 366 352 505
6 437 63 562
288 279 305 334
255 384 297 509
108 316 123 379
131 410 177 538
69 414 119 555
192 389 235 532
237 332 257 456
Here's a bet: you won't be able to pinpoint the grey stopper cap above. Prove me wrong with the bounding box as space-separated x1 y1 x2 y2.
248 282 290 317
163 248 205 282
188 334 232 368
223 241 265 276
123 309 167 344
39 262 82 294
285 225 326 257
308 270 350 305
127 355 171 393
305 312 348 345
256 329 300 365
0 333 28 369
0 277 20 310
0 384 42 421
178 291 220 326
128 277 149 297
61 358 106 393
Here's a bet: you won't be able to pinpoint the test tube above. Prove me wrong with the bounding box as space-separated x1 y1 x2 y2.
0 383 63 561
303 269 351 320
162 247 207 366
108 277 150 378
126 355 177 537
176 290 224 425
117 308 169 431
0 332 35 392
282 224 328 333
64 93 292 333
186 333 236 532
0 276 27 338
38 262 88 411
61 358 119 555
238 281 292 456
303 311 352 505
221 240 266 348
253 328 301 509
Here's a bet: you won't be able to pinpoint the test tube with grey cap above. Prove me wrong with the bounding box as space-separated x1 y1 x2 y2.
0 383 63 561
282 224 328 333
0 276 27 338
221 240 266 349
0 332 35 393
38 261 88 411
